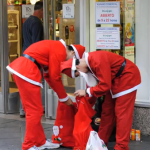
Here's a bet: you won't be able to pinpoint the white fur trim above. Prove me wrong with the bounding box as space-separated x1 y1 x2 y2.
87 88 92 97
82 52 85 58
84 52 99 81
71 44 80 59
59 96 69 102
6 66 43 88
110 84 141 98
59 39 66 48
71 70 75 78
72 58 76 71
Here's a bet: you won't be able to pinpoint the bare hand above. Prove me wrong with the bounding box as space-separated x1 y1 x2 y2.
64 98 73 106
74 90 86 97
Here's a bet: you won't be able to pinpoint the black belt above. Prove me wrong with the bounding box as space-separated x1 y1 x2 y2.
113 59 126 82
23 54 41 70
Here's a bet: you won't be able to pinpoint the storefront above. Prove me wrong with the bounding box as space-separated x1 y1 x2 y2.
0 0 150 134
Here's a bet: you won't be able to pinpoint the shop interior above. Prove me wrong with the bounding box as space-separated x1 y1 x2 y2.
6 0 76 95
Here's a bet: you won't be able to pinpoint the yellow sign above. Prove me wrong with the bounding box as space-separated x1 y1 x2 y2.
125 46 134 63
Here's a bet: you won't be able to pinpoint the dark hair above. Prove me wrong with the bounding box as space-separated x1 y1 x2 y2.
34 2 43 11
67 45 74 51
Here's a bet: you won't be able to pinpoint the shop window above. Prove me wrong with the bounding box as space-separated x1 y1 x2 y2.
95 0 135 63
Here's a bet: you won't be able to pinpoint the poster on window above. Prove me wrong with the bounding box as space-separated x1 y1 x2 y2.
124 0 135 62
96 27 120 49
22 5 34 18
63 4 74 19
95 2 120 24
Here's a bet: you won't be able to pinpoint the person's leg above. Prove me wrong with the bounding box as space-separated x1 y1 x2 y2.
20 101 25 118
98 91 116 145
114 91 137 150
13 75 46 150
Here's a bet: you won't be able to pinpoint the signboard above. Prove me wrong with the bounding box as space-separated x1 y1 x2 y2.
96 27 120 49
63 4 74 19
95 2 120 24
124 0 135 62
22 5 34 18
125 46 134 63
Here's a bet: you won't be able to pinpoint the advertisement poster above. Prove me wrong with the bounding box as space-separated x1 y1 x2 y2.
96 27 120 49
125 46 134 63
95 2 120 24
63 4 74 19
124 0 135 62
22 5 34 18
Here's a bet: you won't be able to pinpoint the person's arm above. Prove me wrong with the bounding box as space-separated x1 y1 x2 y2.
31 21 43 43
48 54 69 102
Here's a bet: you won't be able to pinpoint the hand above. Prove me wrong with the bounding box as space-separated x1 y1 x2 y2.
74 90 86 97
64 97 73 106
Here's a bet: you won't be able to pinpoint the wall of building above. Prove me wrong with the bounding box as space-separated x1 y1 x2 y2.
133 0 150 135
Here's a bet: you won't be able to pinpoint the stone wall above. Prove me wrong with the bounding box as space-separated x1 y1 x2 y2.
132 107 150 135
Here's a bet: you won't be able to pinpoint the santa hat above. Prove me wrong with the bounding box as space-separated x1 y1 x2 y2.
61 58 75 78
70 44 85 59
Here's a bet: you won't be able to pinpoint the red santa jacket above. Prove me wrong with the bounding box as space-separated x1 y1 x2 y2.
6 39 68 101
84 51 141 98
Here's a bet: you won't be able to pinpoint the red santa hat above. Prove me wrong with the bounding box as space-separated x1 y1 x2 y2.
61 58 75 78
70 44 85 59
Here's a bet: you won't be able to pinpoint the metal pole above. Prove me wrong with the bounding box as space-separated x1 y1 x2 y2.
0 0 9 113
51 0 56 40
43 0 50 118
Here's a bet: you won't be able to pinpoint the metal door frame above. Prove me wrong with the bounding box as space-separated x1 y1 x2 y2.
0 0 9 113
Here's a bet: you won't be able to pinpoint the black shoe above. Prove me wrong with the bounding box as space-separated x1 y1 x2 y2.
20 114 25 118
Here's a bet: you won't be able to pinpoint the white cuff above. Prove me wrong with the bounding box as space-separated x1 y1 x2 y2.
87 88 92 97
59 96 69 102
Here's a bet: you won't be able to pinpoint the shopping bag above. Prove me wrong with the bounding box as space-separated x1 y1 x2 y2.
73 97 96 150
86 131 108 150
52 100 77 148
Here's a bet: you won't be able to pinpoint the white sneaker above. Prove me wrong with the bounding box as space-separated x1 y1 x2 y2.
38 139 60 150
28 146 39 150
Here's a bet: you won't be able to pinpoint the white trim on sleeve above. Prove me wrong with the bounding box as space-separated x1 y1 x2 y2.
87 88 92 97
59 96 69 102
110 83 141 98
71 44 80 59
59 39 66 48
6 66 43 88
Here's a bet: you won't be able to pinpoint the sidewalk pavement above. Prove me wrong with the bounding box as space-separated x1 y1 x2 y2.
0 114 150 150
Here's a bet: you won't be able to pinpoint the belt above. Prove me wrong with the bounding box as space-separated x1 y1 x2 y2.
113 59 126 82
23 54 41 70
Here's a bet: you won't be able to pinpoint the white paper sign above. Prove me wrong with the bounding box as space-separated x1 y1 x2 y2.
96 27 120 49
63 4 74 19
22 5 34 18
95 2 120 24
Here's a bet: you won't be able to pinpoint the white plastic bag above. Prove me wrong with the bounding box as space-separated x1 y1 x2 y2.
86 131 108 150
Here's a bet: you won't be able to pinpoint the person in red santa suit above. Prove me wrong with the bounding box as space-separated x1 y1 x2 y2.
74 51 141 150
6 39 73 150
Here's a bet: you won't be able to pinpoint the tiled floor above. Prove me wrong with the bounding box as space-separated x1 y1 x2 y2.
0 114 150 150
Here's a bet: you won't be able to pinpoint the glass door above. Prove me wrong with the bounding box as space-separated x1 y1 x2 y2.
44 0 76 119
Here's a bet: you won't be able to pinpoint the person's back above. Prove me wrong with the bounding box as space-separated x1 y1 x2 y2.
22 1 43 52
23 15 43 51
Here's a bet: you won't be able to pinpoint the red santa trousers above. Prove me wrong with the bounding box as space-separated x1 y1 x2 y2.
13 74 46 150
98 90 137 150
